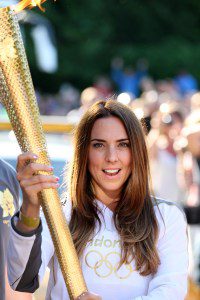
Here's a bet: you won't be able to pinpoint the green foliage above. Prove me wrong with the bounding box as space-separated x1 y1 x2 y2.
26 0 200 91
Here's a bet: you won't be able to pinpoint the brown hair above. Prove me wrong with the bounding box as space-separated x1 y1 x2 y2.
67 100 160 276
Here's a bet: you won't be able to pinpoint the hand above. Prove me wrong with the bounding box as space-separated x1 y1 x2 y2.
75 292 102 300
16 152 59 230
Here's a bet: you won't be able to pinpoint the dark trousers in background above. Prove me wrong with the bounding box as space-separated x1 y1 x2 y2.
184 205 200 284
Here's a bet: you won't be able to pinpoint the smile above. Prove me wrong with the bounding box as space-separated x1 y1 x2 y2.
102 169 121 176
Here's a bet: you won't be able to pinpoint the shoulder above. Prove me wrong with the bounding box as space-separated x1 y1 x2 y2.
0 158 18 187
0 158 16 177
152 197 187 233
0 158 19 195
0 159 19 218
152 197 186 218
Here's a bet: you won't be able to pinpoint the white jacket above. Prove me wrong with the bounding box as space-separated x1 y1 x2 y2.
8 199 188 300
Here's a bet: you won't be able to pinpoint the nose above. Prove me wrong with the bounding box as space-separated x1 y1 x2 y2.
105 146 119 163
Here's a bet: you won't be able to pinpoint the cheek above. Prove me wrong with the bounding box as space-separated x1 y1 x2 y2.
121 150 132 168
88 149 103 172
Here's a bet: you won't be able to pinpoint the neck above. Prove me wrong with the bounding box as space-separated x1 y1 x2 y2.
94 187 120 212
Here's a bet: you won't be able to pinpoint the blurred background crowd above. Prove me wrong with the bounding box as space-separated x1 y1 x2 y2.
2 53 200 292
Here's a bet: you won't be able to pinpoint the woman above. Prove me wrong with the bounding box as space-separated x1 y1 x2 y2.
7 100 188 299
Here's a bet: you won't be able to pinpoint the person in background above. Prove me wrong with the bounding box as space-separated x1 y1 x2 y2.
174 70 198 97
180 111 200 285
66 86 101 124
111 57 148 98
148 105 185 204
93 75 114 99
0 158 31 300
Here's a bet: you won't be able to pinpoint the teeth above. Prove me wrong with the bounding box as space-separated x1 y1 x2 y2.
104 169 119 174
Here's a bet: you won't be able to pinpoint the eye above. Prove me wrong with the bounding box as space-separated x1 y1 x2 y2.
118 142 130 148
92 142 104 148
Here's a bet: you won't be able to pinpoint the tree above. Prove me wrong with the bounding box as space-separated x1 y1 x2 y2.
26 0 200 92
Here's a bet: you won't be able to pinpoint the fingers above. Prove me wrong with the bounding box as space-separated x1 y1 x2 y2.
23 181 59 195
17 163 53 181
17 152 53 180
17 152 38 171
16 152 58 195
16 152 59 209
20 174 59 188
20 173 59 203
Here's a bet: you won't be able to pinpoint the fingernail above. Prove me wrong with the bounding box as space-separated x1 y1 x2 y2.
55 177 59 182
49 166 54 171
55 183 59 187
33 155 38 159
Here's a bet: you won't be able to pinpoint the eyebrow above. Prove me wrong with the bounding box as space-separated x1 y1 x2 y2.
90 138 129 142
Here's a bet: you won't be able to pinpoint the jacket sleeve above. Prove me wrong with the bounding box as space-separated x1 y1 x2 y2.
133 204 188 300
7 211 54 293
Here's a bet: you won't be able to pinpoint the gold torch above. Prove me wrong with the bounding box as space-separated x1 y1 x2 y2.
0 3 87 299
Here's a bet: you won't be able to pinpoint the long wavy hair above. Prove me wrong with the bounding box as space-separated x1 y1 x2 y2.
66 100 160 276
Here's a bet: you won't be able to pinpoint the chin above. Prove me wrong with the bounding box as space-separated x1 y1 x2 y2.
101 185 123 194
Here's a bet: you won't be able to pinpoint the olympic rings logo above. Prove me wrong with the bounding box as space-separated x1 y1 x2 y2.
85 250 134 279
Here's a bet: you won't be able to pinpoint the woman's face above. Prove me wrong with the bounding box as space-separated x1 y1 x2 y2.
88 116 132 202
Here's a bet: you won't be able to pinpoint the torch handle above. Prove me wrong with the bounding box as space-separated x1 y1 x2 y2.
0 7 87 299
40 188 87 299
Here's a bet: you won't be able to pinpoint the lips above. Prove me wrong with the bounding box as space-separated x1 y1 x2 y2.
102 169 121 176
